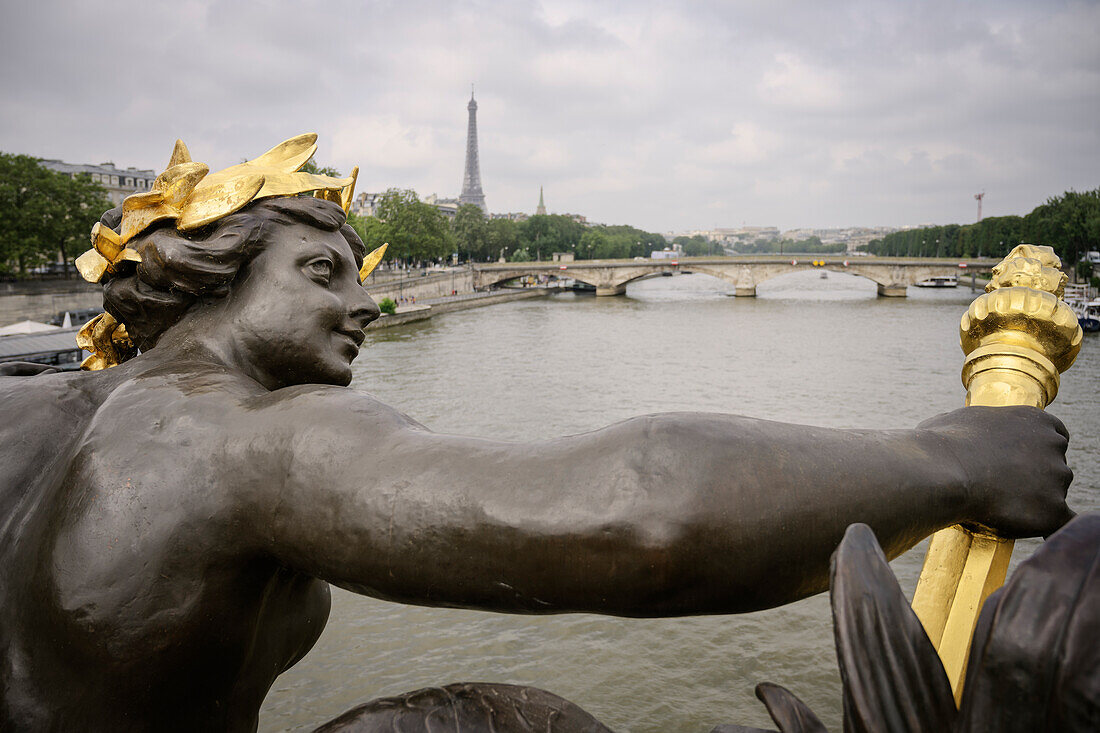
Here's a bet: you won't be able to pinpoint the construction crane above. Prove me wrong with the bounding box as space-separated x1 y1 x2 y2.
974 192 984 222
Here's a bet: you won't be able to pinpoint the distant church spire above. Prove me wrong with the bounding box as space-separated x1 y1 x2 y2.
536 186 546 215
459 89 487 213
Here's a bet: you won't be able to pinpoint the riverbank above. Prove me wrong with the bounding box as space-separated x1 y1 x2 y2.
365 288 552 330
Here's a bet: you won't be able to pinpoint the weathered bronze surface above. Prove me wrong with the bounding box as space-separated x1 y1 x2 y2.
311 517 1100 732
911 244 1082 699
313 683 613 732
727 516 1099 733
0 138 1076 730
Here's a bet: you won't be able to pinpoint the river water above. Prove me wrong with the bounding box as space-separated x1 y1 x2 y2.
259 270 1098 732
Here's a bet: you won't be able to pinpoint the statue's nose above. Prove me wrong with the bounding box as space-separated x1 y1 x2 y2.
350 291 381 328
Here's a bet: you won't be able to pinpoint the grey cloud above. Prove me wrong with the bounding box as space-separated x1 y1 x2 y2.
1 0 1096 232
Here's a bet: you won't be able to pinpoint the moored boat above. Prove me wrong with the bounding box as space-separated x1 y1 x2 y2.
1065 284 1100 333
915 275 957 288
1072 298 1100 333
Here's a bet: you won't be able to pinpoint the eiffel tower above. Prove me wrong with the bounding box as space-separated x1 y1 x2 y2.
459 90 487 213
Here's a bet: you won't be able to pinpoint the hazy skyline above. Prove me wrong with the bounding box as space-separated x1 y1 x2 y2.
1 0 1097 232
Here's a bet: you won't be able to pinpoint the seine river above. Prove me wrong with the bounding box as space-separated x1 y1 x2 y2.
259 270 1099 732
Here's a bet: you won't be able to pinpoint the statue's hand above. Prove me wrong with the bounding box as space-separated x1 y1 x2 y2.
918 406 1073 539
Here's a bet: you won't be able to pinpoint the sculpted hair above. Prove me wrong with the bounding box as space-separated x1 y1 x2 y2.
101 197 366 351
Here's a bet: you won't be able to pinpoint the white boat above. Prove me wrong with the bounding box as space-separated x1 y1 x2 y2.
915 275 957 288
1065 284 1100 332
1071 298 1100 333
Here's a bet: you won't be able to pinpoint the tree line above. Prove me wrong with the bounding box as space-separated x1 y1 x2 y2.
0 152 114 278
859 188 1100 272
730 235 846 255
0 154 674 279
12 150 1089 277
348 188 670 265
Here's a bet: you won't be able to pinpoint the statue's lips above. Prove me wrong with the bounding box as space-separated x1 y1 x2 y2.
334 328 364 348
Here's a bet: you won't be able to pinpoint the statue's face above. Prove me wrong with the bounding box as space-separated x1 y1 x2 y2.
218 221 379 389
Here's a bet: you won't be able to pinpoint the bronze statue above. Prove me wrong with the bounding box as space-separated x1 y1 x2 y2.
316 515 1100 732
0 136 1074 731
714 514 1099 733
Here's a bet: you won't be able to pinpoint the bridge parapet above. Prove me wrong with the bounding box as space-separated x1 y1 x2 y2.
471 257 996 297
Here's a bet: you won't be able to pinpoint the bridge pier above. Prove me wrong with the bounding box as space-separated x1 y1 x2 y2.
876 283 908 297
595 284 626 297
734 265 756 297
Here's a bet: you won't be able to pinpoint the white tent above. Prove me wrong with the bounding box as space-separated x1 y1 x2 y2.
0 320 63 336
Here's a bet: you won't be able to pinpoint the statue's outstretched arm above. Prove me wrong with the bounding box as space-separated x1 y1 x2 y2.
253 389 1071 616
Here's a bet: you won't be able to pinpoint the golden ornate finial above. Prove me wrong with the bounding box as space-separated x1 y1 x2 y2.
359 242 388 281
961 244 1081 404
985 243 1068 298
912 243 1082 701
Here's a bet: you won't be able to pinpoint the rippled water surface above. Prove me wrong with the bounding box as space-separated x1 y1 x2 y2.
260 271 1098 732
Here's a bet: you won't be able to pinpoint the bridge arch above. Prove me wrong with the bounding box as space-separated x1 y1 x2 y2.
471 258 990 298
710 262 973 298
473 262 683 296
475 269 589 290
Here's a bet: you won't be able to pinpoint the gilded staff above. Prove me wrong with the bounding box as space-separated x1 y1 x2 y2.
910 244 1081 702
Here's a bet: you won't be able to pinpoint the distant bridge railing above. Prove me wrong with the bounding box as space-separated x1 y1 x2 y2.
472 256 1000 297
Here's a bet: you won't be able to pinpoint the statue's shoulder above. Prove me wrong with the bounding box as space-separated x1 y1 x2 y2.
0 370 98 425
88 362 267 435
250 383 425 432
0 371 103 511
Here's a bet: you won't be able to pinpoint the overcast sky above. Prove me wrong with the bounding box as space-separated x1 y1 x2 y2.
1 0 1097 232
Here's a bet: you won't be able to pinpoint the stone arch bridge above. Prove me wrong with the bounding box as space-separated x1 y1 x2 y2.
472 256 996 297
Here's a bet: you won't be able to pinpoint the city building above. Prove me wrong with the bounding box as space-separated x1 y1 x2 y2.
536 186 546 216
349 191 384 218
491 212 529 222
38 159 157 205
424 193 460 220
350 192 462 221
778 226 902 252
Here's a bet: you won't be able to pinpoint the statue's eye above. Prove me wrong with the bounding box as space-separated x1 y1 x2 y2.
306 259 333 283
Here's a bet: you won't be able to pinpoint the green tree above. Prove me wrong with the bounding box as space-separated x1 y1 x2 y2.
675 235 715 256
346 211 388 250
0 153 112 277
861 188 1099 266
519 215 586 259
299 158 342 178
373 188 454 264
596 225 665 258
1026 189 1100 275
452 204 489 262
486 218 521 261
